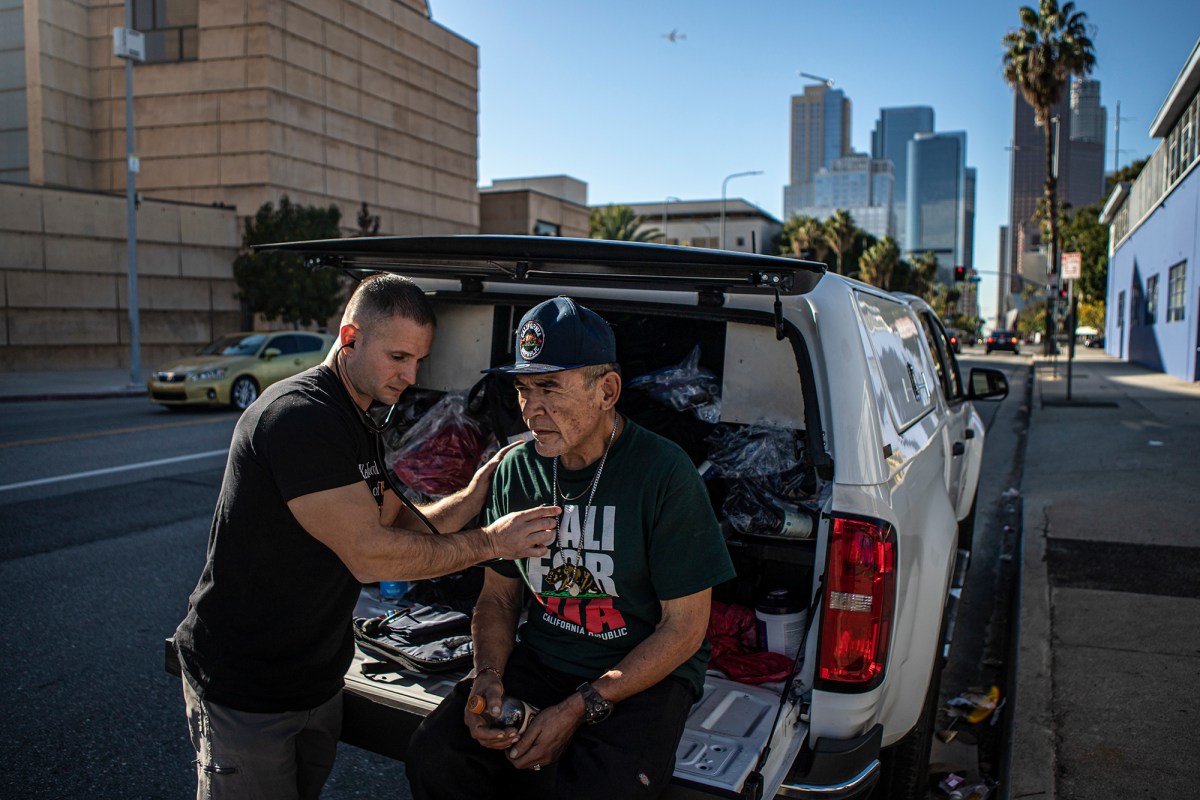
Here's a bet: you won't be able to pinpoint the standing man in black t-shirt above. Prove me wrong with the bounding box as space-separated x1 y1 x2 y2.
174 274 559 800
406 297 735 800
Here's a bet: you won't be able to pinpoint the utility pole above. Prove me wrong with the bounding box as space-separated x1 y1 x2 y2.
113 4 144 385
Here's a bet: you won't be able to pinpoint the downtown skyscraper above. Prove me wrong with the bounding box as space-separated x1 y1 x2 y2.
783 83 851 218
872 106 934 250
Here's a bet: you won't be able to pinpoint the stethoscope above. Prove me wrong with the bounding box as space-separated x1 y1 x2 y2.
333 340 440 536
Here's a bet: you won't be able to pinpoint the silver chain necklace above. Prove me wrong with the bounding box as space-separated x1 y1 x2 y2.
552 413 619 559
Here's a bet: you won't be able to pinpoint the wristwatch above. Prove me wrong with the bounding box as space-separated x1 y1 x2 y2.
576 681 613 725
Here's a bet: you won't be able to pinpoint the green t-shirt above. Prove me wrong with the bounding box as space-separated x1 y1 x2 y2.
487 419 735 697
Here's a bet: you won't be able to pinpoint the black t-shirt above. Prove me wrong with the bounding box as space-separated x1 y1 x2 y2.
174 365 386 713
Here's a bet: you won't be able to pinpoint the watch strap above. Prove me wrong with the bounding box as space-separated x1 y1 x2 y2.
576 681 612 725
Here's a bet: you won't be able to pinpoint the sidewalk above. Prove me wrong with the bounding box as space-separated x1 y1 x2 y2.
1011 351 1200 800
0 368 147 402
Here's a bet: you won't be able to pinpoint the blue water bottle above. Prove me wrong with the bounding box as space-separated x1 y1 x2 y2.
379 581 410 601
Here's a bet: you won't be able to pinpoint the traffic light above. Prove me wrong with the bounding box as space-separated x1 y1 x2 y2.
953 266 966 282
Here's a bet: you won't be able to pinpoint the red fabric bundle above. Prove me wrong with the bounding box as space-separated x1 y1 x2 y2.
707 600 796 685
390 395 486 498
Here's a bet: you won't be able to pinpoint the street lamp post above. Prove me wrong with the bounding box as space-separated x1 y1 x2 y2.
720 171 762 250
114 0 144 385
1045 116 1062 357
662 196 680 244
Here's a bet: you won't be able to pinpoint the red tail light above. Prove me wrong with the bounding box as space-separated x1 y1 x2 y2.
817 516 896 690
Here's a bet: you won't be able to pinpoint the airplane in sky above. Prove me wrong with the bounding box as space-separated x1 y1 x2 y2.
661 28 686 43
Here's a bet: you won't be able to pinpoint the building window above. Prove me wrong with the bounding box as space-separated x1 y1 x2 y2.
532 220 560 237
1167 262 1186 322
1117 291 1125 329
1145 274 1159 324
134 0 198 63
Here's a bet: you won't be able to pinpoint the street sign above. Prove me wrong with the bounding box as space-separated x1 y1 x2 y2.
1061 251 1082 280
112 27 145 61
967 275 981 283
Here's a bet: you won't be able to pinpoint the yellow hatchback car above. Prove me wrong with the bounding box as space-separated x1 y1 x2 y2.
147 331 334 410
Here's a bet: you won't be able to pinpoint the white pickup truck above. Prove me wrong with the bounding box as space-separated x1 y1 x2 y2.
170 236 1007 800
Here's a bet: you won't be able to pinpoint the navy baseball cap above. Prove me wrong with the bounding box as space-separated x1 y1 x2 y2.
484 297 616 374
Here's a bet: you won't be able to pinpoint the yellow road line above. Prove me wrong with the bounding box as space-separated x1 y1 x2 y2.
0 415 237 450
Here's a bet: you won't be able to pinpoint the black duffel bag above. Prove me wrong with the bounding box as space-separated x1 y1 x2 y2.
353 604 473 674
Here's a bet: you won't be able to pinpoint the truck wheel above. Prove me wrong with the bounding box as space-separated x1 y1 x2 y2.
869 646 943 800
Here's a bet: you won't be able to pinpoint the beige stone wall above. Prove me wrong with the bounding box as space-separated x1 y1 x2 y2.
23 0 95 187
480 190 589 239
0 183 240 370
75 0 479 235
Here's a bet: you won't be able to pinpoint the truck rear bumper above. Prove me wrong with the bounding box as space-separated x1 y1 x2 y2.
776 725 882 800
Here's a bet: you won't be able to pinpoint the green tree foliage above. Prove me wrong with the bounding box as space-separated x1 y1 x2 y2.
1106 157 1147 193
589 205 662 242
232 196 345 328
951 314 984 338
1002 0 1096 292
1077 298 1105 330
858 236 901 290
893 251 939 301
1060 201 1108 302
823 209 858 275
779 215 832 267
1017 298 1048 336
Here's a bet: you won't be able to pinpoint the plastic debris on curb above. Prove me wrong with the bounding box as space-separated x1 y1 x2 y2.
945 685 1001 725
938 773 966 794
1001 487 1020 499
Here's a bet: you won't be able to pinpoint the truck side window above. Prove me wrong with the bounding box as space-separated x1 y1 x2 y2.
917 314 963 402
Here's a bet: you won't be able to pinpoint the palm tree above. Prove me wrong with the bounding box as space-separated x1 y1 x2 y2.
1002 0 1095 296
904 251 939 300
780 215 832 266
589 205 662 242
823 209 858 275
858 236 901 290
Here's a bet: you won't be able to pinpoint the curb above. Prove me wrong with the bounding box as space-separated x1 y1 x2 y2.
1008 363 1057 800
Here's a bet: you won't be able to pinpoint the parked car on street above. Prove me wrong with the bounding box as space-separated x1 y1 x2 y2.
985 329 1021 355
147 330 334 410
169 236 1008 799
945 327 966 354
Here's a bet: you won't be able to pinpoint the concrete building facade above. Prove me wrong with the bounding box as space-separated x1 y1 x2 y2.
794 155 894 240
0 182 239 370
0 0 480 369
479 176 589 239
1099 39 1200 381
626 199 781 254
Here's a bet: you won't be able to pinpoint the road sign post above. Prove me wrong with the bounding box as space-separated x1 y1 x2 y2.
1061 251 1082 281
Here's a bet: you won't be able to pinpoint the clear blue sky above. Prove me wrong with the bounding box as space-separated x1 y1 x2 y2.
432 0 1200 324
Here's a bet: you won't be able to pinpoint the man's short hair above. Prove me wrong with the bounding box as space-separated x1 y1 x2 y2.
581 362 621 385
342 273 436 334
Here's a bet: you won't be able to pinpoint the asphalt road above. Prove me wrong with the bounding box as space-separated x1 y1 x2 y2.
0 399 412 799
0 354 1029 799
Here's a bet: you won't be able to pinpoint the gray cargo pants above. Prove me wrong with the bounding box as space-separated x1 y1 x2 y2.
182 675 341 800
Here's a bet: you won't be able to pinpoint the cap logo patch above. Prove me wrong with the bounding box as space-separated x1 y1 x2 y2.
518 320 545 361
